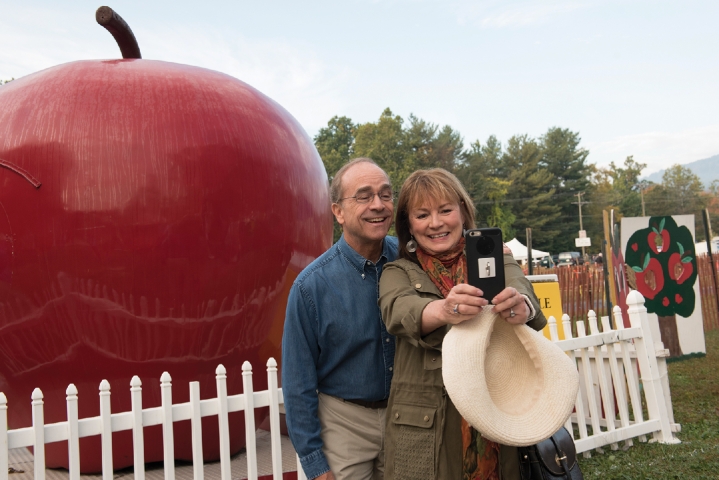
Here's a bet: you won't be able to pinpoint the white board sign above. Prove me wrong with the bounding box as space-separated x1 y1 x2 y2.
575 237 591 247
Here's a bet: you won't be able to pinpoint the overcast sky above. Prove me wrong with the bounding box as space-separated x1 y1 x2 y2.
1 0 717 175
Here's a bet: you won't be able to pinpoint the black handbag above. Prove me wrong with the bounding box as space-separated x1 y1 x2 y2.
518 427 584 480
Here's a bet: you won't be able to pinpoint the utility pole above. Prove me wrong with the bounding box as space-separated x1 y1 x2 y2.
572 192 590 260
641 189 646 216
638 180 649 216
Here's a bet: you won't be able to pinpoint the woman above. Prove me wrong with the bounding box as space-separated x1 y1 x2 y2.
379 168 547 480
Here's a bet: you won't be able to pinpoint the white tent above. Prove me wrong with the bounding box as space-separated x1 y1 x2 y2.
506 238 549 264
696 237 719 256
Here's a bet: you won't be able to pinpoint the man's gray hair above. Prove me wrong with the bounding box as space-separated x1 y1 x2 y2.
329 157 386 204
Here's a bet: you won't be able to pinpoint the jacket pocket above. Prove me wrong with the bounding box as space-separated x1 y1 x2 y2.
391 404 437 480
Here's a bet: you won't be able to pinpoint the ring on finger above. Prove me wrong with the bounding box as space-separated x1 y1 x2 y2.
509 307 516 318
452 303 460 315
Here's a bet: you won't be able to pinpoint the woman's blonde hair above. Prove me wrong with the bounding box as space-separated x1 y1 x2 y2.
396 168 476 261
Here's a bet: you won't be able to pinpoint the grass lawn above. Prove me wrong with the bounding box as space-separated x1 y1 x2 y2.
579 328 719 479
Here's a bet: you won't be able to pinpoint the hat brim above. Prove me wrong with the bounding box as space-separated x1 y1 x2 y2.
442 307 579 446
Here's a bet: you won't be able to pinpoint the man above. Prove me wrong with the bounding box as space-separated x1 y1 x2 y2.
282 158 398 480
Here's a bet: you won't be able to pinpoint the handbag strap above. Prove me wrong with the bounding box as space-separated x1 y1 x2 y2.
549 435 572 477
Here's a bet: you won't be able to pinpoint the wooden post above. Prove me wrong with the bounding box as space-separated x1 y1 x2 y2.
216 364 231 480
266 358 283 480
603 210 618 309
189 381 204 480
626 291 679 444
703 209 719 306
243 361 258 480
66 384 80 480
99 380 112 480
32 388 46 480
526 228 533 275
160 372 175 480
130 376 145 480
1 393 8 479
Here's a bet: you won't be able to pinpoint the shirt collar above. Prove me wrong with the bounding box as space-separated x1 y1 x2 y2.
337 234 389 272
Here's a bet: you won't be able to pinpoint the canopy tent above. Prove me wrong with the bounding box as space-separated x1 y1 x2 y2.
506 238 549 264
696 237 719 256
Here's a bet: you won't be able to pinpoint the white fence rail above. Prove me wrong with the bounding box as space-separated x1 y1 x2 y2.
549 290 680 456
1 290 679 479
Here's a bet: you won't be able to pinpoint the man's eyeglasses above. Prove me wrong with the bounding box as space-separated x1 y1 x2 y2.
338 190 395 204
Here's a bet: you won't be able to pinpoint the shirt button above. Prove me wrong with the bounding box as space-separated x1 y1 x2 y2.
361 274 365 279
395 413 400 419
432 357 436 362
385 338 390 343
424 415 430 422
389 367 393 371
415 283 421 289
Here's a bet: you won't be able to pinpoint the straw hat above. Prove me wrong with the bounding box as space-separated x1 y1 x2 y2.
442 307 579 446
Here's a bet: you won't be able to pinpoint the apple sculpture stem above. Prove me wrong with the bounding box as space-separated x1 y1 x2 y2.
95 6 142 59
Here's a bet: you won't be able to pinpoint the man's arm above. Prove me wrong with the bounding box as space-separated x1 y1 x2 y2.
281 282 332 479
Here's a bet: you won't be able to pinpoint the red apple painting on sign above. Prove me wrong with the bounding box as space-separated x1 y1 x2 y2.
624 216 698 357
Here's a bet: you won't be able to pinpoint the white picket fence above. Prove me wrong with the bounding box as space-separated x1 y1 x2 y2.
1 290 679 479
549 290 680 455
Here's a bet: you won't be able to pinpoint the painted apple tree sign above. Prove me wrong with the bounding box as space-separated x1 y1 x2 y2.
623 215 704 357
0 6 332 472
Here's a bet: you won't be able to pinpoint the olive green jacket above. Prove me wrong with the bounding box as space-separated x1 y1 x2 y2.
378 254 547 480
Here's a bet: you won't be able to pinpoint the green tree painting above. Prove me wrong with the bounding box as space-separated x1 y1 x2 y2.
624 216 698 357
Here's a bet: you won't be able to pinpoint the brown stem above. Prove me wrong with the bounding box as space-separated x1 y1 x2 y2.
95 6 142 59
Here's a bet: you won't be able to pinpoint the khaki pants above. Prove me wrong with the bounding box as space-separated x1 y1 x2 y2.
317 393 386 480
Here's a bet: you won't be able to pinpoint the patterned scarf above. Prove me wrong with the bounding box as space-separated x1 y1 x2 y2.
415 237 500 480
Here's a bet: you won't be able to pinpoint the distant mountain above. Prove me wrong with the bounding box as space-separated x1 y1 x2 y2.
642 154 719 188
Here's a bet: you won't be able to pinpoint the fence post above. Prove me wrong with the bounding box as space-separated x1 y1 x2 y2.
99 380 113 480
626 291 680 444
160 372 175 480
32 388 46 480
266 358 283 480
576 321 604 453
1 392 8 480
601 315 633 448
216 364 231 480
189 381 204 480
66 384 80 480
613 305 646 442
242 361 258 480
130 376 145 480
588 311 618 450
548 316 559 341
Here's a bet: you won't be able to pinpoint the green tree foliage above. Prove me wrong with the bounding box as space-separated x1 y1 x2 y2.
404 116 464 172
597 156 647 217
500 135 561 247
314 111 594 252
315 109 466 242
644 164 706 221
539 128 594 252
353 108 416 187
456 137 516 238
588 156 648 246
314 115 355 183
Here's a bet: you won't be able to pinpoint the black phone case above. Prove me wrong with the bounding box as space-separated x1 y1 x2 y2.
465 228 505 299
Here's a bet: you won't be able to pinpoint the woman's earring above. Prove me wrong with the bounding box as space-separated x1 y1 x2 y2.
406 236 417 253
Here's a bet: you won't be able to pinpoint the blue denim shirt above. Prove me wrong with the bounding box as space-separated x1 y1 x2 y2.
282 234 398 479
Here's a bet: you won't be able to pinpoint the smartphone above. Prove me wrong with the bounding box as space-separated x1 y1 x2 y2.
465 228 505 299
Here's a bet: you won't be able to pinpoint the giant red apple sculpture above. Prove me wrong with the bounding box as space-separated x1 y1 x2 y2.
0 7 332 472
